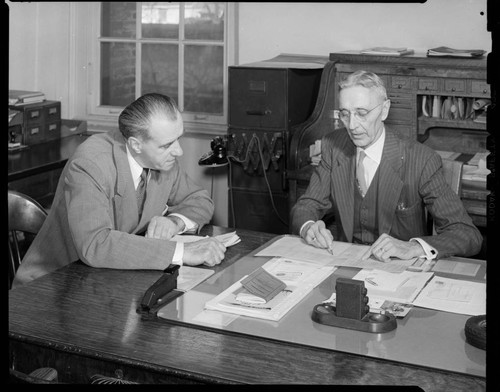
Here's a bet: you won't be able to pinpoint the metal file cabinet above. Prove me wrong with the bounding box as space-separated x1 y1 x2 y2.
226 55 326 234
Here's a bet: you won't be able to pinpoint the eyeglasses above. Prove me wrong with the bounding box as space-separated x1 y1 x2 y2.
338 101 385 123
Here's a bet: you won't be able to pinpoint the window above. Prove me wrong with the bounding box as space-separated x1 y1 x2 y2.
83 2 235 132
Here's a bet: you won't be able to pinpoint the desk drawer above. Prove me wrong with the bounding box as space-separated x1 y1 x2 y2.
389 76 414 91
469 80 490 97
418 78 440 92
444 78 466 94
229 68 287 129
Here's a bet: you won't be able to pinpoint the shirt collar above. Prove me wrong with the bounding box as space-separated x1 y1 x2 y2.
357 127 385 165
126 144 144 188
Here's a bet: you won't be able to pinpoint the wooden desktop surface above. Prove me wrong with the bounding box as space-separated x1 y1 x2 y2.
8 226 486 388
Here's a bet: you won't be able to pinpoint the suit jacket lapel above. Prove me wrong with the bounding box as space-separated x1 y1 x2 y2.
332 137 356 242
377 130 405 235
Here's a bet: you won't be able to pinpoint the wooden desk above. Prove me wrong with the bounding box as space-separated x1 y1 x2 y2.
9 226 487 389
8 132 90 182
8 132 90 208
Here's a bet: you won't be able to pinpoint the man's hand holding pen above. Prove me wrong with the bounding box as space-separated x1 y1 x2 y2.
303 220 334 254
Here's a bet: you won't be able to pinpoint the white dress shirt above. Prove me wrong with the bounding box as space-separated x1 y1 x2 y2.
301 128 437 259
126 145 196 265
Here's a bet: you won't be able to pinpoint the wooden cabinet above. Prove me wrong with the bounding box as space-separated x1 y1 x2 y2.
288 52 489 231
226 55 326 234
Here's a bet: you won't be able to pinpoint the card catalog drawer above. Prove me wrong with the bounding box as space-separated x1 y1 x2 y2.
44 102 61 122
24 124 45 144
44 120 61 142
25 106 44 125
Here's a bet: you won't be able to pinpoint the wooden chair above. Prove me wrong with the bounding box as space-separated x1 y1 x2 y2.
428 158 464 235
8 191 59 383
8 190 48 289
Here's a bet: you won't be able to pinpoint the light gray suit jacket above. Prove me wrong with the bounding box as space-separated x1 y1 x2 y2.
290 126 482 258
14 129 214 286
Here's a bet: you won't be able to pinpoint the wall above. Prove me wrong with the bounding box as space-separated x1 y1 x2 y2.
237 1 490 64
8 1 491 228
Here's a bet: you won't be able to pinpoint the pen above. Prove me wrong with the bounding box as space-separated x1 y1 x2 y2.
327 243 334 255
365 278 378 286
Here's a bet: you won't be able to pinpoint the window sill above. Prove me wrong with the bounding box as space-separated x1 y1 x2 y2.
78 115 227 137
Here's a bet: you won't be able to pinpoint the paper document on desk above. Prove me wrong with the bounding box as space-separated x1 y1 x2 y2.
255 236 416 272
352 269 434 304
172 231 241 247
205 256 335 321
412 276 486 315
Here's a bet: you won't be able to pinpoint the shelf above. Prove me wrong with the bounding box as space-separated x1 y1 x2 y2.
417 117 486 134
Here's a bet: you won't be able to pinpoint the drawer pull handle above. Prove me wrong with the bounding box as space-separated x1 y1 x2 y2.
398 84 402 89
451 88 456 92
246 109 271 116
483 89 488 93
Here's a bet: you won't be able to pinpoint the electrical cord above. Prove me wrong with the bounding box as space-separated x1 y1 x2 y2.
227 133 287 227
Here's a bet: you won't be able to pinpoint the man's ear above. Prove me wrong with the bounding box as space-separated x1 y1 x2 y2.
128 137 142 154
381 99 391 121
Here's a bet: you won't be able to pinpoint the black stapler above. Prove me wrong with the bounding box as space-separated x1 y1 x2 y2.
137 264 183 320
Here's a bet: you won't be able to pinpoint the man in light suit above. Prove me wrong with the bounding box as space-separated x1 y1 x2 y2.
291 70 482 261
14 93 226 286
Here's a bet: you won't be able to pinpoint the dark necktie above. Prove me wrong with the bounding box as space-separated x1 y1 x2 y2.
137 168 148 216
357 150 368 197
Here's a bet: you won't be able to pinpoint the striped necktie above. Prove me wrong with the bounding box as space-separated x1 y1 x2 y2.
356 150 368 197
137 168 148 216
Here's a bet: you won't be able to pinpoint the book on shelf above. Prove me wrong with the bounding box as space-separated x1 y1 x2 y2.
8 89 46 106
426 46 485 58
360 47 414 56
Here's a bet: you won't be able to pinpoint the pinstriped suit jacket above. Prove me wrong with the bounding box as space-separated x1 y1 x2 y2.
13 129 214 286
290 126 482 258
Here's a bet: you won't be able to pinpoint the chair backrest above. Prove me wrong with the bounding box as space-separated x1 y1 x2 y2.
430 158 464 235
8 190 48 289
441 158 463 196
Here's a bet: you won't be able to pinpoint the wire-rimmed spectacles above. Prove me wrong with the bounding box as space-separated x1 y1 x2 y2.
338 101 386 123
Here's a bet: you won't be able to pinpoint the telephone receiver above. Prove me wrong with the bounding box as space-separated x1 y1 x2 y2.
198 136 229 167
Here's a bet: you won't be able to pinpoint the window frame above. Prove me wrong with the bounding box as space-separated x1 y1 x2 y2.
70 2 237 135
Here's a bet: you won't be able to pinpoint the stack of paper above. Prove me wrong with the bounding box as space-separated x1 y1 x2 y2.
412 276 486 315
352 269 434 304
205 257 335 321
427 46 485 58
361 47 414 56
9 90 46 106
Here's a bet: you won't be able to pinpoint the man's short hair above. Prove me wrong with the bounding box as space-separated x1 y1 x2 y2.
119 93 180 140
339 70 387 100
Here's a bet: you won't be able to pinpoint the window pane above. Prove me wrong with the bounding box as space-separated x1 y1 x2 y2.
142 2 179 39
101 42 136 106
101 2 136 38
185 2 224 41
141 44 179 103
184 45 223 114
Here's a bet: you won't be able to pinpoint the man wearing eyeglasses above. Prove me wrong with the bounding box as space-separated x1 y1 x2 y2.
291 70 482 262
